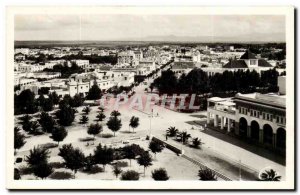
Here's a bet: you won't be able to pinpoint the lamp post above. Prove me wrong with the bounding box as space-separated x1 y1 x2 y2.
239 159 242 181
148 109 154 139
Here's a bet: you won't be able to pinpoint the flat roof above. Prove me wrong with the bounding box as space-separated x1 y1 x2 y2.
208 97 225 102
235 92 286 108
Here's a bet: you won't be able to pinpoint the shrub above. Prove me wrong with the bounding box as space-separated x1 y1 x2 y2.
100 133 114 138
48 171 75 180
112 161 128 168
49 162 65 169
120 170 140 180
198 168 217 181
152 168 170 181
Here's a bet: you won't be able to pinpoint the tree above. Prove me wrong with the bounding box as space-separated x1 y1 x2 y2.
58 144 86 174
122 144 145 166
112 165 122 179
87 123 102 144
19 114 32 132
29 121 40 135
82 106 91 115
86 83 102 100
38 112 56 133
149 140 164 158
98 106 105 112
110 110 121 118
192 137 203 148
137 151 153 176
14 168 21 180
55 105 76 126
152 168 169 181
71 94 84 107
14 89 38 114
166 126 178 137
49 91 60 105
14 128 26 153
149 83 154 92
198 168 217 181
106 116 122 137
25 147 50 167
96 112 106 122
51 126 68 145
93 144 114 171
120 170 140 180
153 69 178 95
84 154 95 172
41 97 54 112
178 131 191 144
80 115 89 124
259 169 281 181
32 162 53 179
129 116 139 132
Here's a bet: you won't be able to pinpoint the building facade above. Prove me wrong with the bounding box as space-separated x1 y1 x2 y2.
206 76 286 153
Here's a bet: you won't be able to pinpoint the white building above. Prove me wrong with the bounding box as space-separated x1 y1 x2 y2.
15 48 30 55
71 60 89 69
202 50 274 76
206 76 286 153
18 64 44 73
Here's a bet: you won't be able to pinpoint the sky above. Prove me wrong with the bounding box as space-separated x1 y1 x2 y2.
14 14 286 42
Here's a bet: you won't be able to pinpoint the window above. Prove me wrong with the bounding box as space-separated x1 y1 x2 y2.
250 59 257 65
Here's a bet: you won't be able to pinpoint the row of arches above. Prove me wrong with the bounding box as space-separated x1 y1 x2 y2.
239 117 286 150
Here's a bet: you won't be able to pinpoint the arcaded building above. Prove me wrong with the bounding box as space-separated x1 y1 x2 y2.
207 76 286 153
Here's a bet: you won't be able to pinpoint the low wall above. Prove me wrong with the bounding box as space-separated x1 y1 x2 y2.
151 136 182 155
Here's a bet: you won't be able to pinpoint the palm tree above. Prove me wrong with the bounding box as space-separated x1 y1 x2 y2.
112 165 122 179
166 126 178 137
79 115 89 125
192 137 203 148
259 169 281 181
178 131 191 144
98 106 105 112
82 106 91 115
96 112 106 122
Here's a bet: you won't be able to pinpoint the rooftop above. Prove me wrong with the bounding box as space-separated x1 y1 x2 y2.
235 92 286 108
239 50 257 59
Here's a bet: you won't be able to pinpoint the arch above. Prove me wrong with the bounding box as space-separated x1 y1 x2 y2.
276 128 286 150
263 124 273 145
239 117 248 138
250 120 260 141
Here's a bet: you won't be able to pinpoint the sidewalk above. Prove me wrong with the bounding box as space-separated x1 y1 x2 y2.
156 134 259 181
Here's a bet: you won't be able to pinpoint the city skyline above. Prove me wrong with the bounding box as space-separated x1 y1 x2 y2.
15 15 286 42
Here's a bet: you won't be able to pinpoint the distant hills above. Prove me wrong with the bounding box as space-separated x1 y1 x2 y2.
137 33 285 43
15 33 285 47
